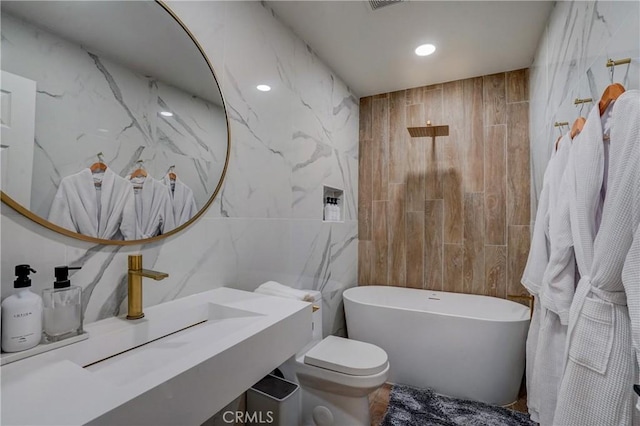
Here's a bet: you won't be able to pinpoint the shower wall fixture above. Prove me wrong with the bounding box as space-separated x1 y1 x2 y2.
407 121 449 141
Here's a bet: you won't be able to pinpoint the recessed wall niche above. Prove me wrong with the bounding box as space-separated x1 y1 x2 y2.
323 185 344 222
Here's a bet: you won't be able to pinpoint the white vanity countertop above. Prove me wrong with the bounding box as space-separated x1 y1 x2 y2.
0 288 312 425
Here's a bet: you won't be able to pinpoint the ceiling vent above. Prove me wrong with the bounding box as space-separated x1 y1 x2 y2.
368 0 404 11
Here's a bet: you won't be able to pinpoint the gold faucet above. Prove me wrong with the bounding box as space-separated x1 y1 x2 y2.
127 254 168 320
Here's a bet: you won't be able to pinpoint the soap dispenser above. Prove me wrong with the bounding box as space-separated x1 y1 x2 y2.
324 197 332 221
42 266 83 343
1 265 43 352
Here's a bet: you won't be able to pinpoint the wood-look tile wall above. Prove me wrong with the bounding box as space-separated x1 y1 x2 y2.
358 69 531 300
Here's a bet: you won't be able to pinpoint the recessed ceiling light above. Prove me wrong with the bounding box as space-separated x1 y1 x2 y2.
256 84 271 92
415 44 436 57
160 111 174 117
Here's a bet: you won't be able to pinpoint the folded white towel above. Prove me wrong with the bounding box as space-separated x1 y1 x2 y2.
254 281 315 302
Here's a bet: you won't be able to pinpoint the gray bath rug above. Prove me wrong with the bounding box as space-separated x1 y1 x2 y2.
381 384 535 426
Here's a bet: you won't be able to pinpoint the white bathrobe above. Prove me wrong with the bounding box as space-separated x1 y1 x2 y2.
128 176 175 239
622 227 640 423
49 168 136 240
554 90 639 426
522 149 554 423
161 175 198 227
522 133 572 424
534 102 609 426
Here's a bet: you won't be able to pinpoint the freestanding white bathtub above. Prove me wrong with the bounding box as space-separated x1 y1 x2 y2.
343 286 530 406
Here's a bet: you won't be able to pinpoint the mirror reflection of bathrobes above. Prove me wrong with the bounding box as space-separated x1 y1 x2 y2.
128 175 175 239
49 168 136 240
161 175 197 227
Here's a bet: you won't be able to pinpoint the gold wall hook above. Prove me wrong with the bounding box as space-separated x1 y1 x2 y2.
606 58 632 67
574 97 593 105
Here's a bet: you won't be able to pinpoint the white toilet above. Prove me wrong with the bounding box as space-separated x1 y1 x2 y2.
278 291 389 426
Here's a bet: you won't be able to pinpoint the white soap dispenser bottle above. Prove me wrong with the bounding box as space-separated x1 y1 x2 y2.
1 265 43 352
42 266 83 343
324 197 332 221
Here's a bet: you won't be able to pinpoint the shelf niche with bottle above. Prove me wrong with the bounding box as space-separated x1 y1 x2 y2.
323 185 343 223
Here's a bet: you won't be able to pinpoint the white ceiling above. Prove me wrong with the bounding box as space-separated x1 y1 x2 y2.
267 1 554 97
2 1 222 105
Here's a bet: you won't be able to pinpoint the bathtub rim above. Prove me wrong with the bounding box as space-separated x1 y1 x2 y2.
343 286 530 323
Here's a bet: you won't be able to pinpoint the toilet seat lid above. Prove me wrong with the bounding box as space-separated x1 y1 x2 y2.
304 336 388 376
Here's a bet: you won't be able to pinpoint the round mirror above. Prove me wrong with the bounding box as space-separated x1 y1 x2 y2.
0 0 229 244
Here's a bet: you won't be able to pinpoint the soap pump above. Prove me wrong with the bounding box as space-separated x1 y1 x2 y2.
42 266 83 343
1 265 43 352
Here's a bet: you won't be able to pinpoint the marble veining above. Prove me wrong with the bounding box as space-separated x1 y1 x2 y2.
529 0 639 219
1 12 227 220
88 52 152 145
1 0 359 337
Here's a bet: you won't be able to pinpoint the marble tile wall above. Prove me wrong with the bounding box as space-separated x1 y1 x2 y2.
530 1 640 217
359 71 530 299
1 13 227 219
1 1 358 337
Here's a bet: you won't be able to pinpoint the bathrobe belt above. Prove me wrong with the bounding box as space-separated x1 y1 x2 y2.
564 275 627 374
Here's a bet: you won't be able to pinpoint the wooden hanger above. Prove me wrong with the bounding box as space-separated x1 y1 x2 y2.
89 152 107 173
570 117 586 139
167 165 177 181
90 162 107 173
598 83 625 116
130 168 148 179
130 160 148 179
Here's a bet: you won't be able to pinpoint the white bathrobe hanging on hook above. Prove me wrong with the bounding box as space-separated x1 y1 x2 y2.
537 100 609 426
526 131 576 426
521 131 571 423
49 167 137 240
161 175 197 227
554 90 639 426
128 175 176 239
